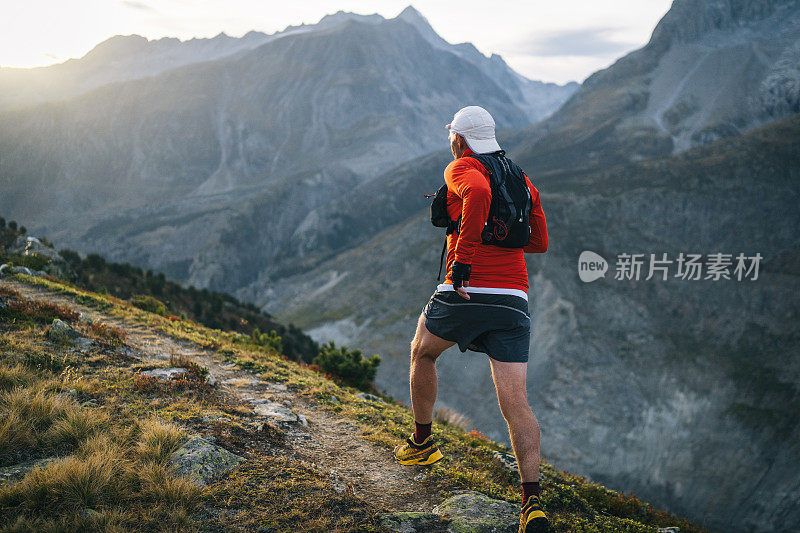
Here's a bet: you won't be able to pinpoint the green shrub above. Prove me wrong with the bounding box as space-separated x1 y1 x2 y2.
23 351 67 373
18 254 50 271
312 341 380 391
130 295 168 316
58 249 81 265
85 254 107 272
250 328 282 353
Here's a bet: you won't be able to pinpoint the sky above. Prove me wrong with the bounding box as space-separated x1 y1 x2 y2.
0 0 673 84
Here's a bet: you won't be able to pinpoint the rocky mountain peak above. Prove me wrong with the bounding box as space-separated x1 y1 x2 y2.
397 5 432 29
516 0 800 170
649 0 799 47
316 9 385 29
82 34 149 62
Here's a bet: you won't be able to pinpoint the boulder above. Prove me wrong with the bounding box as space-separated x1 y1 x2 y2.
8 235 63 262
138 367 188 380
432 492 518 533
169 436 244 487
10 266 32 276
380 512 450 533
252 401 299 423
357 392 381 402
0 457 58 482
116 346 141 359
46 319 80 343
73 337 96 351
492 450 519 475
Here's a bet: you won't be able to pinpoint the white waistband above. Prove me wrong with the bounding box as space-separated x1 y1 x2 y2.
436 283 528 301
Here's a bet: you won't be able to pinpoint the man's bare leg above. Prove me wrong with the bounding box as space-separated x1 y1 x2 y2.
489 359 541 483
409 313 455 425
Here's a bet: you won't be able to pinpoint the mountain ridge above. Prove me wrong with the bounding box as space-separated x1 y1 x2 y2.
0 5 576 119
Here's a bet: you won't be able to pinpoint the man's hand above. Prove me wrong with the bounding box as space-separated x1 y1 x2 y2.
451 261 471 300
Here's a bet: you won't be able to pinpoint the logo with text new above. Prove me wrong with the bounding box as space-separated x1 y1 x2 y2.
578 251 608 282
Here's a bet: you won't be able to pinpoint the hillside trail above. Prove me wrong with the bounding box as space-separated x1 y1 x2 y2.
2 279 443 515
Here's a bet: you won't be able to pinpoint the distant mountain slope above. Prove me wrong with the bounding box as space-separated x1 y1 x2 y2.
0 8 575 292
511 0 800 174
262 114 800 533
0 31 275 111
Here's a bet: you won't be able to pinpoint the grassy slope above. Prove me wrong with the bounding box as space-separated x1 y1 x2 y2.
0 225 319 364
0 272 704 533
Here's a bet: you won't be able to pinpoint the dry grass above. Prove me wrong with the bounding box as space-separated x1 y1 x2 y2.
0 286 79 323
0 284 201 531
212 454 380 532
0 385 104 466
0 365 37 391
84 321 127 346
168 354 208 380
135 418 187 464
0 418 199 532
434 406 473 431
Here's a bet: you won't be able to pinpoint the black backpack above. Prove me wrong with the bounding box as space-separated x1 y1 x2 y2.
429 150 532 279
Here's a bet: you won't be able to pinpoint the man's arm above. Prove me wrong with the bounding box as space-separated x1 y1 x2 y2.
445 160 492 297
523 176 548 253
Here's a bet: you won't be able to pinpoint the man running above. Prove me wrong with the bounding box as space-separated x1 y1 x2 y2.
392 106 549 533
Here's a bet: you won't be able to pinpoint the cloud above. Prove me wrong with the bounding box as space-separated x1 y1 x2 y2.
120 0 156 12
517 26 636 58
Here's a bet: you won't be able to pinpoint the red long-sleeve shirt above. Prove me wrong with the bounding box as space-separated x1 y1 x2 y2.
443 148 548 292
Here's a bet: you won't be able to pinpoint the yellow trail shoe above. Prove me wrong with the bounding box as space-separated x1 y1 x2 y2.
519 495 549 533
393 435 444 466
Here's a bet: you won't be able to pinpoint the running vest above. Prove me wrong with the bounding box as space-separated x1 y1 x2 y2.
429 150 533 279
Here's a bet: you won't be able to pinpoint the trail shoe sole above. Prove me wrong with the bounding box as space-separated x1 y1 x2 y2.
393 435 444 466
520 495 550 533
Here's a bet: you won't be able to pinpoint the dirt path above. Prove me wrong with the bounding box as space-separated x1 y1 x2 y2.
2 279 440 514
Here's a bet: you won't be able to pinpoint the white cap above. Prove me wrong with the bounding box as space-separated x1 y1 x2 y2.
445 106 502 154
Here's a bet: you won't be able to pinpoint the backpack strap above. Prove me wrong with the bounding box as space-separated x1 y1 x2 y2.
437 216 462 281
437 236 447 281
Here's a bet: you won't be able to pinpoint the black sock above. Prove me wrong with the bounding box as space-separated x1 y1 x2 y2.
414 421 431 443
522 481 540 504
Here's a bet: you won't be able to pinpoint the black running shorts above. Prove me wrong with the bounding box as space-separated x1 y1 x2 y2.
422 290 530 363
